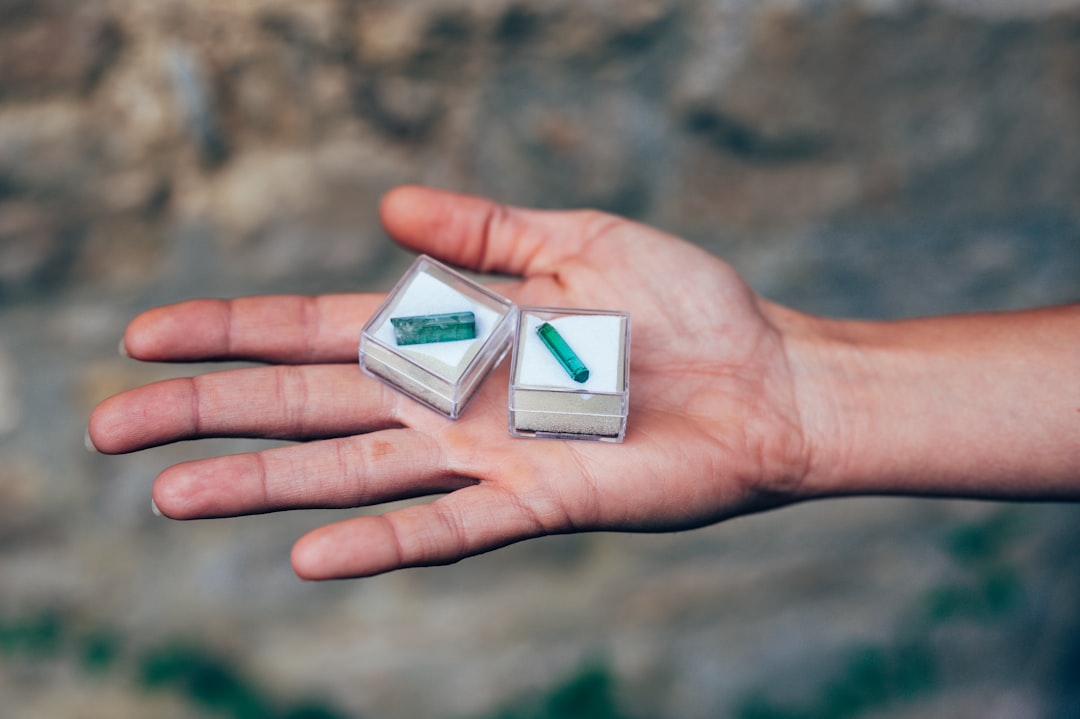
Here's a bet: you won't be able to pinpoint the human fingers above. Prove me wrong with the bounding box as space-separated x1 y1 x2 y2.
122 293 382 364
88 365 404 454
290 483 549 579
380 185 618 278
152 428 472 519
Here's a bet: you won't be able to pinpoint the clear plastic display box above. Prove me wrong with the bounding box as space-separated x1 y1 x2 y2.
359 255 517 419
509 306 631 442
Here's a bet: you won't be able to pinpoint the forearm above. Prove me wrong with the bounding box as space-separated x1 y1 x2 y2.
774 303 1080 501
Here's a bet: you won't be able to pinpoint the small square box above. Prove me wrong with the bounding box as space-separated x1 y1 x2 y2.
360 255 517 419
509 307 631 442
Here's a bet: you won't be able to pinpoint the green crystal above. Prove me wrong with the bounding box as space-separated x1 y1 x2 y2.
536 322 590 383
391 311 477 345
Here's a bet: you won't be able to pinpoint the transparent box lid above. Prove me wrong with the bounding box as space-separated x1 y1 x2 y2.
509 306 631 442
360 255 517 419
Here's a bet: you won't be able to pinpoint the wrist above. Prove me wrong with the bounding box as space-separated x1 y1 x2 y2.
768 304 1080 502
760 304 869 501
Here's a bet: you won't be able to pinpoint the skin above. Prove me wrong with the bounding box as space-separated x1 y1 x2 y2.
87 186 1080 580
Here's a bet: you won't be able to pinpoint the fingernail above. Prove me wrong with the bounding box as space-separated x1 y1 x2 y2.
151 498 163 517
84 428 99 453
118 338 129 357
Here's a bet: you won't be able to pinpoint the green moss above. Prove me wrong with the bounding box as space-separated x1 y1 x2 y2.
944 511 1026 567
139 642 273 718
734 508 1030 719
478 661 634 719
78 627 123 673
0 609 66 659
0 608 351 719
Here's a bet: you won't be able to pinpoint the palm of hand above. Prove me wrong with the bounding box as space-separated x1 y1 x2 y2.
89 188 808 579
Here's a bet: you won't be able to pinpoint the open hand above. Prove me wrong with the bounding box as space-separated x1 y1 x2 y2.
88 186 812 579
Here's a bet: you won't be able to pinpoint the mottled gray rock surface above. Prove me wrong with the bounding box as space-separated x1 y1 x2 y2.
1 0 1079 717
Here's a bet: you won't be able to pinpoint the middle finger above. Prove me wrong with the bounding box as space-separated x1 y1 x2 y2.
89 364 407 453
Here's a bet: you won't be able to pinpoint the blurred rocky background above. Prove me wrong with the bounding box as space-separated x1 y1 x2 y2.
1 0 1079 717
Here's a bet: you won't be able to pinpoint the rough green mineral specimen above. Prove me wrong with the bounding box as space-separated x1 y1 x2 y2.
391 311 477 345
536 322 590 383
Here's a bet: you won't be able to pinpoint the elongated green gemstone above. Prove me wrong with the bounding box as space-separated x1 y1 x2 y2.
391 311 477 345
536 322 590 383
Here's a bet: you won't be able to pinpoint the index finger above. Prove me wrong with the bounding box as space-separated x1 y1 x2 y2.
122 293 383 364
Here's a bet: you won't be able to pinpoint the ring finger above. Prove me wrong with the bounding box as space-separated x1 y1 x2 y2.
153 427 474 518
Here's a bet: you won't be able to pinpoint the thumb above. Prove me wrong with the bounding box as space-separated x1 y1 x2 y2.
379 185 582 278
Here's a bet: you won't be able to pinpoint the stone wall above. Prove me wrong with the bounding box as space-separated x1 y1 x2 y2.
1 1 1079 717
